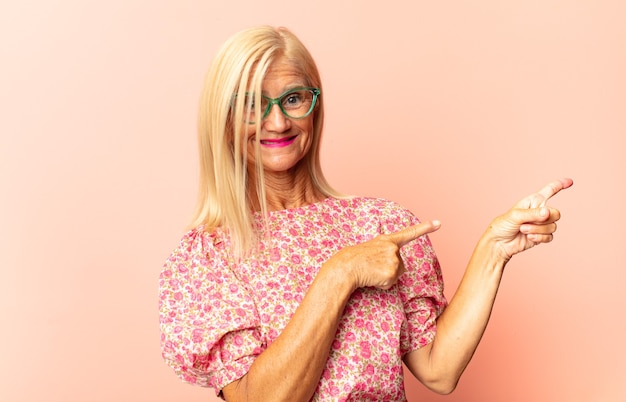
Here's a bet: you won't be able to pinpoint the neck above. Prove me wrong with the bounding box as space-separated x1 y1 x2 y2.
248 164 325 212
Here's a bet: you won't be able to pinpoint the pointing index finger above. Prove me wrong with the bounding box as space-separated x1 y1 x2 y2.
537 178 574 206
383 220 441 248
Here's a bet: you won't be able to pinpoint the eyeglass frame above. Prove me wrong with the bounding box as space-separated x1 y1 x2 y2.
235 87 321 124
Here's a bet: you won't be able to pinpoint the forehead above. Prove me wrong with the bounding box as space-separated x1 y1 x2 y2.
261 57 308 90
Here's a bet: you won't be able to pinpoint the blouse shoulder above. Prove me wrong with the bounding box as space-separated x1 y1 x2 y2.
342 196 418 226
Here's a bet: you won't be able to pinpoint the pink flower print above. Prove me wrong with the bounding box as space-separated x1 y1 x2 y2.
354 381 366 391
182 372 197 384
338 355 349 367
381 321 390 332
322 213 333 224
321 239 334 248
221 349 232 361
417 312 428 324
252 346 264 355
387 334 400 348
233 334 244 347
159 197 446 397
360 341 372 359
164 339 175 352
191 328 204 343
403 276 415 287
270 248 281 262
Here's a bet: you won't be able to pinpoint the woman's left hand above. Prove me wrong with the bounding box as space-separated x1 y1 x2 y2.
484 178 574 262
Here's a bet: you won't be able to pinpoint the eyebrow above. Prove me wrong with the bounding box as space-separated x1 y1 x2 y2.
259 85 310 98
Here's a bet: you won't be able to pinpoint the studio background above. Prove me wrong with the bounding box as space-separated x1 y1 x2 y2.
1 1 624 401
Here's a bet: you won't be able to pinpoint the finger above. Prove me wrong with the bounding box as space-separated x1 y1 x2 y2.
527 233 554 244
520 222 557 235
383 220 441 248
510 206 561 226
536 178 574 206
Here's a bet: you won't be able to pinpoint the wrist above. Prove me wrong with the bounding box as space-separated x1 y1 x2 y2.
474 229 509 271
318 260 358 297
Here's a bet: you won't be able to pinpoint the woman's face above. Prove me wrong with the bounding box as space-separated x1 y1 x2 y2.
243 56 315 174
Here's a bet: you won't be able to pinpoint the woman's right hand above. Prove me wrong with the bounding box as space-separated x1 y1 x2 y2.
325 221 442 291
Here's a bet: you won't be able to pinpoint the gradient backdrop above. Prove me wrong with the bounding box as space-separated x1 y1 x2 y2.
1 1 625 401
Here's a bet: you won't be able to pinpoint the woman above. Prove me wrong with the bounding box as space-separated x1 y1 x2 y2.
159 25 572 401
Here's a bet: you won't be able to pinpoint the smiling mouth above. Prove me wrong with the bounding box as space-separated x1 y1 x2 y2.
260 135 298 147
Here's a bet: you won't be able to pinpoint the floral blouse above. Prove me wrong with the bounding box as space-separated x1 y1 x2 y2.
159 197 447 401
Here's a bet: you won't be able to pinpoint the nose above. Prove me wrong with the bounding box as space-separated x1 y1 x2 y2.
262 103 290 132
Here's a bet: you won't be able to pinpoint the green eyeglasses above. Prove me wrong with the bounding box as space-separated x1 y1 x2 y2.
236 87 320 124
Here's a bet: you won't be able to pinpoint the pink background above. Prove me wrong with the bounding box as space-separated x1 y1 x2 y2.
1 1 624 401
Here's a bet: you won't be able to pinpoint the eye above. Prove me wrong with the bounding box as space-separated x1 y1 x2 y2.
282 91 305 108
243 95 269 112
244 95 256 109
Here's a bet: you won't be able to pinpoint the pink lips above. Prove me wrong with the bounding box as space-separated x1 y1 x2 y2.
260 135 297 148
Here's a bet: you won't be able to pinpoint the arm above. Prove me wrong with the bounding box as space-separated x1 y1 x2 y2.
222 221 442 402
404 178 573 394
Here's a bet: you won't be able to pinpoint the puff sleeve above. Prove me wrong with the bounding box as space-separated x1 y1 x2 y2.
159 228 265 393
379 202 448 355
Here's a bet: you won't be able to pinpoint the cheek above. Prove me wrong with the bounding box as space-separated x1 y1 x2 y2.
300 119 315 145
244 128 259 163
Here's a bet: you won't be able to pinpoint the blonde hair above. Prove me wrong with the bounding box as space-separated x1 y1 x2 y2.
191 26 342 257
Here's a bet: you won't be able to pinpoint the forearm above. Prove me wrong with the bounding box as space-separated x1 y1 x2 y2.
406 231 506 393
223 264 354 402
406 178 571 394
